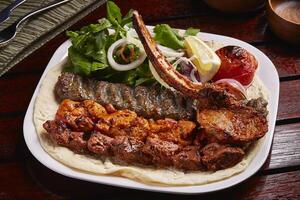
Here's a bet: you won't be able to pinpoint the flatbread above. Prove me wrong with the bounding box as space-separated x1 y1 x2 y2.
33 56 269 186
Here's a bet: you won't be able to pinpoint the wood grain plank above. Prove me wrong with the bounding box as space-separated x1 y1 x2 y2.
147 11 269 43
0 160 299 200
266 123 300 170
258 45 300 78
0 161 123 199
74 0 214 25
278 80 300 121
114 0 212 20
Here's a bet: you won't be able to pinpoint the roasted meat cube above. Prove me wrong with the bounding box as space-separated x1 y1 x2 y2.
142 137 180 167
172 146 203 171
127 117 150 141
95 109 137 137
87 132 114 156
43 120 88 153
149 118 196 145
201 143 245 171
112 136 150 165
55 99 106 132
95 111 149 141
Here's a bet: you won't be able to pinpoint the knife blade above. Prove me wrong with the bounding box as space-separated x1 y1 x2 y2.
0 0 26 24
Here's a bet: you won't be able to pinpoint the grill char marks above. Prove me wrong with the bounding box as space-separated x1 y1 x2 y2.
43 120 89 153
55 71 96 101
55 72 197 120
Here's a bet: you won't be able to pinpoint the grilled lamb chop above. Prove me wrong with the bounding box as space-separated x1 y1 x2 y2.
132 10 268 145
132 11 238 106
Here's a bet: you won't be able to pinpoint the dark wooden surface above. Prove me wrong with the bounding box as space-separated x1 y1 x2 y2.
1 0 300 199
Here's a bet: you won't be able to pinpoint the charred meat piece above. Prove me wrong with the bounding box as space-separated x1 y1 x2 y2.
197 107 268 144
87 132 114 156
173 146 203 171
43 120 89 153
112 136 151 165
55 99 106 132
142 137 181 167
149 118 196 145
201 143 245 171
55 72 197 120
55 70 97 101
95 109 138 139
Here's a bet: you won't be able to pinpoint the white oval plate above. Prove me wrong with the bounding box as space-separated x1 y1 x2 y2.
23 30 279 194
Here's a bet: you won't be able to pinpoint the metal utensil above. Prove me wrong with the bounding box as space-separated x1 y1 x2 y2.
0 0 71 46
0 0 27 24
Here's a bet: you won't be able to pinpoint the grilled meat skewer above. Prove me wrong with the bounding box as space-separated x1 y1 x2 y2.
55 72 197 120
43 99 245 171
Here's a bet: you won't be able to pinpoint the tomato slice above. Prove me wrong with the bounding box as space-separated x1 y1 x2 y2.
213 46 258 86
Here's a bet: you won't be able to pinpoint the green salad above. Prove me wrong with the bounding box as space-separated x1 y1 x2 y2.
65 1 200 86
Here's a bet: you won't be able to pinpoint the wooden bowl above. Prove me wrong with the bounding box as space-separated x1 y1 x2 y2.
267 0 300 45
203 0 265 13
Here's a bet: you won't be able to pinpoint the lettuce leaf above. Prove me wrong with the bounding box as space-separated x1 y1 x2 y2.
106 1 122 26
184 27 200 36
154 24 184 50
66 20 111 76
153 25 200 50
67 46 92 76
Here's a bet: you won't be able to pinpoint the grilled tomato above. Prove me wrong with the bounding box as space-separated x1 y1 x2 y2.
213 46 258 86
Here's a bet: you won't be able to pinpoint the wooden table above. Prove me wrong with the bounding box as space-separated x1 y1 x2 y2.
1 1 300 199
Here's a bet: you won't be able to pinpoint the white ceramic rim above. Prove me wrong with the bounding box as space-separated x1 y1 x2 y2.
23 29 279 194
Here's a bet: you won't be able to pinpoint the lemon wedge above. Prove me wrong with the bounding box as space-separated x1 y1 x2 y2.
184 36 221 82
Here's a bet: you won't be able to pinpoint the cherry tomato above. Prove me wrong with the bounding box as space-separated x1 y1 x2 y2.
213 46 258 86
